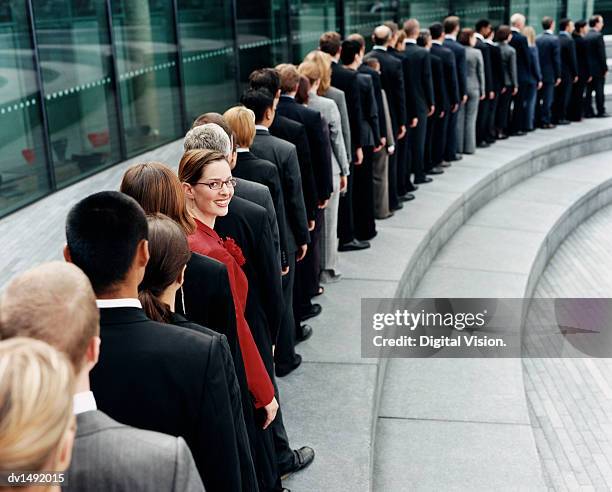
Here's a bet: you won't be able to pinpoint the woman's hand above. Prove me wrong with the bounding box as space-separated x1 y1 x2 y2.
262 397 279 429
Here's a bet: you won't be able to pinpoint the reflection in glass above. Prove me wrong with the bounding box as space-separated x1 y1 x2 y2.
177 0 237 121
398 0 450 28
291 0 338 61
32 0 121 188
236 0 289 85
112 0 182 157
0 1 50 216
345 0 397 39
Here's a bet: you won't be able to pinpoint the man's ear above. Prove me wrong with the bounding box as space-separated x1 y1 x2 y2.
63 244 72 263
137 239 150 268
85 335 101 369
265 107 274 121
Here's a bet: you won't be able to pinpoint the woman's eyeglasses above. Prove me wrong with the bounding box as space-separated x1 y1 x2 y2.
196 178 237 190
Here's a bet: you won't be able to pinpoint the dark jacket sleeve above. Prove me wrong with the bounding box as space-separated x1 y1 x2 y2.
598 34 607 75
365 78 381 143
263 164 289 267
457 47 468 97
395 61 408 127
553 39 562 79
423 53 434 107
481 45 493 92
306 110 333 202
283 146 310 246
293 125 317 221
448 54 460 105
372 72 387 142
569 40 578 78
347 73 364 150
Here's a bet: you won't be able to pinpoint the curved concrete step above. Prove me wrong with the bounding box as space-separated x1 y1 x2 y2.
373 149 612 491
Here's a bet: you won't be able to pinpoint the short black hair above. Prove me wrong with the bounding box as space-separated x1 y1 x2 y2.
475 19 491 33
240 88 274 123
249 68 280 95
559 18 571 31
417 29 431 47
574 19 587 31
542 16 554 30
340 39 361 65
589 14 602 27
429 22 444 40
66 191 148 295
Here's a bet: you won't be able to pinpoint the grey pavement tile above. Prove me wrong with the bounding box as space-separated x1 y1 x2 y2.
374 418 546 491
379 358 531 424
278 362 376 492
500 176 597 206
381 189 462 231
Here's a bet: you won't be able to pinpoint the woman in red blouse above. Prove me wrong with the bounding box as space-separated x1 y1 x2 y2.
178 149 278 427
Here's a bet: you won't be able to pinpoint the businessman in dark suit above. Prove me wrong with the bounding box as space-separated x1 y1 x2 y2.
569 20 592 121
509 13 532 134
366 25 410 209
443 16 468 161
0 262 207 492
554 18 579 124
475 19 496 146
486 29 505 141
585 14 609 117
403 19 435 185
430 22 459 168
536 17 562 128
64 191 257 492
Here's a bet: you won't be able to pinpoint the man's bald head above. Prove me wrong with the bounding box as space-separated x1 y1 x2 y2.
403 19 420 38
0 262 99 372
373 25 392 46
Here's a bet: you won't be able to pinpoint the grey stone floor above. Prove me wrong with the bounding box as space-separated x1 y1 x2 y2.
526 203 612 491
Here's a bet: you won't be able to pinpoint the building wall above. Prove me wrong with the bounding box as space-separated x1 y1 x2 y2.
0 0 593 218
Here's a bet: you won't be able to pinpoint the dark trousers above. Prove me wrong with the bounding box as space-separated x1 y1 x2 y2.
337 163 355 244
487 93 499 140
553 78 573 122
568 78 587 121
432 112 448 166
352 146 376 241
444 108 458 160
586 75 606 116
297 208 323 316
387 149 399 210
271 387 296 479
274 252 299 370
476 98 490 144
407 111 428 182
395 135 408 197
496 88 513 132
539 82 555 125
510 84 527 133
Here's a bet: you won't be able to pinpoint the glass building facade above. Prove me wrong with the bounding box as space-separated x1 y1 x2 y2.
0 0 598 217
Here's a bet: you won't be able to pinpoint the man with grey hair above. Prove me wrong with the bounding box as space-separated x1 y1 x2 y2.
509 13 532 134
0 262 204 492
184 122 232 156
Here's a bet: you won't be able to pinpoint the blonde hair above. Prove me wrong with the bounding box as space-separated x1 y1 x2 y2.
0 262 99 372
297 60 322 86
223 106 256 148
0 337 75 473
304 50 332 95
522 25 536 46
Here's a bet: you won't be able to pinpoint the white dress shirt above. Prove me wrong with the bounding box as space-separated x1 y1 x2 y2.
96 298 142 309
372 45 387 51
74 391 97 415
405 38 417 45
236 148 249 153
445 34 457 41
255 124 269 132
475 32 485 42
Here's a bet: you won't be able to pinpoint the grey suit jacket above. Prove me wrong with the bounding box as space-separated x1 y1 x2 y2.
498 42 518 87
234 177 281 266
307 91 349 177
323 86 352 168
465 46 485 97
65 410 205 492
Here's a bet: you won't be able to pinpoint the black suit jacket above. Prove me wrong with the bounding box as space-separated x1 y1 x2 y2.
359 64 387 140
251 128 310 252
276 95 333 202
558 33 578 82
536 33 561 83
91 307 256 492
475 38 494 94
585 28 607 78
402 42 434 116
488 42 504 92
331 61 363 151
356 71 380 146
573 33 591 81
431 43 459 106
233 151 287 266
443 37 468 98
430 52 449 112
509 29 532 85
366 48 407 134
269 114 317 220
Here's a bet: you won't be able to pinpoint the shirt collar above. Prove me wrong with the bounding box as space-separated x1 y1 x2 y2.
96 298 142 309
475 33 484 41
236 148 249 153
405 38 417 44
432 40 442 45
511 27 519 32
560 31 570 36
280 94 294 99
444 34 456 41
255 124 269 132
485 39 494 45
372 45 387 51
544 29 554 34
74 391 97 415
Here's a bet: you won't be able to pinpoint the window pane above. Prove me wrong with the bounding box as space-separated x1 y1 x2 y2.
399 0 450 27
32 0 121 188
237 0 289 85
291 0 338 61
454 1 506 27
112 0 182 157
0 1 50 216
177 0 237 121
345 0 397 38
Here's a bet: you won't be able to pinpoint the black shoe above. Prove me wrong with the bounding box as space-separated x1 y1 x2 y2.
541 123 556 129
497 132 509 139
390 203 403 211
486 137 496 144
414 177 433 184
275 354 302 377
296 324 313 344
300 303 322 322
597 112 610 118
399 194 413 202
557 119 570 125
338 239 371 252
450 154 463 161
427 167 444 175
405 183 419 192
477 141 490 148
280 446 315 480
